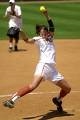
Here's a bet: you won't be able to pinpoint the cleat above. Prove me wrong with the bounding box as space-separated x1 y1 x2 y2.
3 100 14 108
52 97 63 112
8 47 13 52
14 45 18 51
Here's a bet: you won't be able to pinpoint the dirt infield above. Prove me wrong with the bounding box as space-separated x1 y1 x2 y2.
0 39 80 120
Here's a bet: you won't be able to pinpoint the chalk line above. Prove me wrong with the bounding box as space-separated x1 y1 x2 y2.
29 90 80 95
0 90 80 98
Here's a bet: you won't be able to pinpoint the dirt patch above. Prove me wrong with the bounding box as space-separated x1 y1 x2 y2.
0 39 80 120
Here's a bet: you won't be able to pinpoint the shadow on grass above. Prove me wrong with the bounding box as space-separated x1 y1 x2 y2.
22 110 74 120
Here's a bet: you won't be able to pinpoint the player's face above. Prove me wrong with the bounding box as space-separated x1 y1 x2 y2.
9 2 15 7
40 28 48 37
9 2 15 10
9 2 13 5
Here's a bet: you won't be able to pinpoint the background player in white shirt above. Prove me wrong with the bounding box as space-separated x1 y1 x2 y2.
5 0 22 51
3 8 71 112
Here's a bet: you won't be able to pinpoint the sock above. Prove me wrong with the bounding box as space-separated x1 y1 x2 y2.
17 85 32 97
9 43 13 48
56 96 62 102
12 95 20 102
11 92 20 102
11 85 33 103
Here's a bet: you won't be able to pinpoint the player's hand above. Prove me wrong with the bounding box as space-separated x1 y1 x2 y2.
42 10 51 20
42 9 48 15
7 11 14 15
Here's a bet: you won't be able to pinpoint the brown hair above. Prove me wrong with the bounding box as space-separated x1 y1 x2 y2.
36 24 48 35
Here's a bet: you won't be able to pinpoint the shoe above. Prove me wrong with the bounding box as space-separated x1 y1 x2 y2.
14 45 18 51
9 47 13 52
3 100 14 108
52 97 63 112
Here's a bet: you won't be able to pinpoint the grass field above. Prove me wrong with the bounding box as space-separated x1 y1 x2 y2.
0 1 80 39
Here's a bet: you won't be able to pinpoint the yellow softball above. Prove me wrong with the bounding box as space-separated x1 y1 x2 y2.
40 6 46 12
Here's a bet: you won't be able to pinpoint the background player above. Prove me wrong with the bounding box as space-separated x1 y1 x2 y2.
4 0 27 52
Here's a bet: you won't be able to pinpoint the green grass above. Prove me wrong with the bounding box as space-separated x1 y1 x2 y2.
0 2 80 40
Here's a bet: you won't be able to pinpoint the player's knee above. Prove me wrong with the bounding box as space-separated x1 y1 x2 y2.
29 84 37 91
66 86 71 94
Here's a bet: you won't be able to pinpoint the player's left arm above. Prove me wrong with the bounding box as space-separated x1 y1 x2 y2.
48 18 55 35
15 6 22 18
24 37 35 44
13 6 21 18
8 6 22 18
42 10 55 36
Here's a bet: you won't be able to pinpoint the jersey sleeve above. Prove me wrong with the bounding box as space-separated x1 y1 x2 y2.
32 36 41 44
5 7 10 16
17 6 21 16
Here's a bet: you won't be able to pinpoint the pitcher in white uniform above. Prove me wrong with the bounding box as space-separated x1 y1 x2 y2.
3 8 71 112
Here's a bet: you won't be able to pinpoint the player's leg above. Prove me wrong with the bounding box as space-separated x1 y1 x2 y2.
3 63 46 108
48 65 71 112
56 79 71 100
3 75 43 108
14 32 19 51
14 38 18 51
16 75 43 97
52 79 71 112
8 37 13 52
7 28 13 52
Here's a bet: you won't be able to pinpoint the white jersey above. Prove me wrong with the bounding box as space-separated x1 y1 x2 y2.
33 36 56 64
5 5 22 29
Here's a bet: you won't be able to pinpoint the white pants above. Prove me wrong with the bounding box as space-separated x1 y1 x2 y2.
34 63 64 84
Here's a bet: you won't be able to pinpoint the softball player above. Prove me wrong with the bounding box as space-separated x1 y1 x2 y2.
5 0 22 51
3 9 71 112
